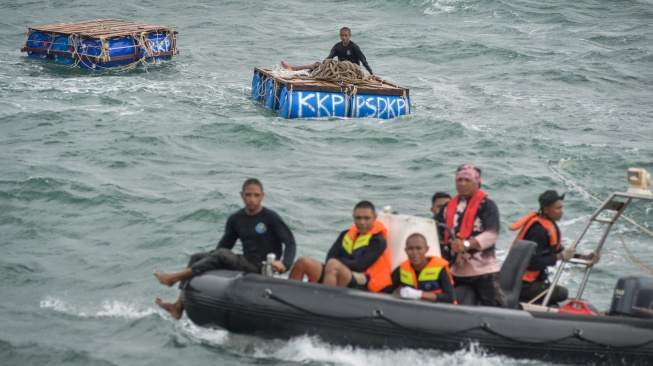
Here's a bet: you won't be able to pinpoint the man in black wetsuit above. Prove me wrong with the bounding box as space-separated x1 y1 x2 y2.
281 27 378 79
154 178 296 319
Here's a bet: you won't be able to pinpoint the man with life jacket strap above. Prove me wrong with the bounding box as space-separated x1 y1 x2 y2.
510 190 600 305
289 201 392 292
384 233 456 303
435 163 508 307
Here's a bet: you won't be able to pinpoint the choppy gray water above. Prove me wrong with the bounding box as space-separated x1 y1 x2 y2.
2 0 653 365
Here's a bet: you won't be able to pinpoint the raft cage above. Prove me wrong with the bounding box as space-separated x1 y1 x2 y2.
20 19 178 70
252 67 411 120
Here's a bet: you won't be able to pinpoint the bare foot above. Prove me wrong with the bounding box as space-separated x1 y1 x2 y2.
155 297 183 320
153 272 177 287
281 60 292 70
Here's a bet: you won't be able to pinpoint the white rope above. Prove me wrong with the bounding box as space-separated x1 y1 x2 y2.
548 160 653 274
269 66 309 79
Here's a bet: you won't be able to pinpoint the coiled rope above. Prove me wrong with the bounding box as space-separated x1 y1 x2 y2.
548 160 653 274
308 59 381 86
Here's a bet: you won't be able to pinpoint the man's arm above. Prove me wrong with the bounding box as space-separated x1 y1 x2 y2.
523 223 558 271
326 43 339 60
352 43 373 75
271 216 297 270
322 230 346 265
340 234 386 272
475 199 500 250
434 269 456 303
216 215 238 250
384 267 401 293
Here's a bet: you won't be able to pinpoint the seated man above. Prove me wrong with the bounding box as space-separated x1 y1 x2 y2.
153 178 296 319
510 190 599 305
289 201 392 292
384 233 456 303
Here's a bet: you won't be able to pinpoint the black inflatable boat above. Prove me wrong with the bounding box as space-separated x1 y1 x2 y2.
183 184 653 365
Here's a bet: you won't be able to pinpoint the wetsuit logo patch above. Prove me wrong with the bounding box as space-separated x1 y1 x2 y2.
256 223 267 234
346 49 351 56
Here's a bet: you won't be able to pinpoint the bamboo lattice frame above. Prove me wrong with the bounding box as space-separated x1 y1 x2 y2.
20 19 179 64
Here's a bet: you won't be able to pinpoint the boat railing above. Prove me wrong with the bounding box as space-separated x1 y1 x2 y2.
542 168 653 307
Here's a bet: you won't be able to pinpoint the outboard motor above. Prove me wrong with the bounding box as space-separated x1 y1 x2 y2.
609 274 653 319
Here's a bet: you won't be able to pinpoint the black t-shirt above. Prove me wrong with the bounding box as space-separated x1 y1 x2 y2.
327 41 373 75
325 230 386 273
216 207 296 270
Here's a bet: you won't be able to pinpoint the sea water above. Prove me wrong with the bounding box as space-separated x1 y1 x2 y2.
1 0 653 365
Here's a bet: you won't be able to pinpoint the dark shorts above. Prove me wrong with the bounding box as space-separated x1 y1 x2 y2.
317 265 368 290
348 271 369 290
179 248 259 289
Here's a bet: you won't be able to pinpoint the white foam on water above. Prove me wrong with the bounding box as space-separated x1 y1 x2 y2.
154 319 536 366
39 296 158 319
422 0 466 15
178 319 230 344
224 334 534 366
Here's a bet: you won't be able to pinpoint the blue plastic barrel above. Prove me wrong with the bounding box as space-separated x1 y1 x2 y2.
278 87 288 113
264 79 282 110
78 37 136 70
351 94 411 119
25 31 52 59
279 90 348 119
251 72 263 101
51 35 76 65
138 33 172 60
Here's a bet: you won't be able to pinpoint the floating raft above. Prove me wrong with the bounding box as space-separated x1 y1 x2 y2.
252 67 411 119
20 19 178 70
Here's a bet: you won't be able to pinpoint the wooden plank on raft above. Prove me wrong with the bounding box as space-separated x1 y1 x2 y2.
21 19 179 64
254 67 409 97
27 19 177 39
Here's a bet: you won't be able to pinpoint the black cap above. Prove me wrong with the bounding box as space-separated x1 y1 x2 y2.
539 190 565 208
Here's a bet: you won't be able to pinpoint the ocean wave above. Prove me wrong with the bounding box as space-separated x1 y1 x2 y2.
0 338 117 366
39 296 158 320
198 334 539 366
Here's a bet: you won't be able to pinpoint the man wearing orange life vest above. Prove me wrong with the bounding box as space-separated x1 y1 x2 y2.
384 233 456 303
288 201 392 292
435 163 508 307
510 190 599 304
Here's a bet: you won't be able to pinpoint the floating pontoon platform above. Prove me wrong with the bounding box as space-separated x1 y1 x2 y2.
21 19 178 70
252 67 411 119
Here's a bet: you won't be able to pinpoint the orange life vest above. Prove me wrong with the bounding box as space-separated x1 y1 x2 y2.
399 256 453 294
341 220 392 293
443 190 487 243
509 212 560 282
